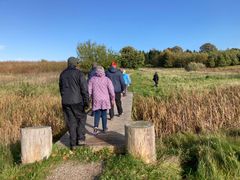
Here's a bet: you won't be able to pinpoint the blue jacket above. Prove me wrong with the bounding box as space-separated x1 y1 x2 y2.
106 66 126 93
123 73 131 86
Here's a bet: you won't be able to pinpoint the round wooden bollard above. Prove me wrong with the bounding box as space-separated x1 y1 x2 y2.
125 121 156 164
21 126 52 164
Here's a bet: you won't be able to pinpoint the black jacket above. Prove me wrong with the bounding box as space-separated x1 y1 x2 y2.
105 66 126 93
59 65 89 106
87 67 96 82
153 73 159 82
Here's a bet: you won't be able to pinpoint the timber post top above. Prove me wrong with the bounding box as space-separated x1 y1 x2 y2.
21 126 51 130
126 121 153 128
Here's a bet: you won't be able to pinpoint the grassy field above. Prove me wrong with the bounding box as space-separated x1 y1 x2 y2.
129 67 240 138
0 62 240 179
130 66 240 97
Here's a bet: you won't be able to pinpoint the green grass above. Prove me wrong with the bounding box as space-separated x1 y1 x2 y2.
0 145 112 180
1 132 239 179
129 67 240 97
101 132 240 180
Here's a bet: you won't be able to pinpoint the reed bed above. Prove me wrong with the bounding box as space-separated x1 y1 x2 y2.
133 86 240 138
0 64 65 144
0 94 65 144
0 61 66 74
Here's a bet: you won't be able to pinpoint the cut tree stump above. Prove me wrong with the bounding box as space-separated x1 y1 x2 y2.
21 126 52 164
125 121 156 164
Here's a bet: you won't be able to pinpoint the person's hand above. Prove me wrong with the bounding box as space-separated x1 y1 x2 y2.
111 100 115 106
84 104 90 112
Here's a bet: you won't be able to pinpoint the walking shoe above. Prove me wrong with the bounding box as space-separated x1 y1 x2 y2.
70 146 77 151
93 127 99 135
117 112 124 117
103 128 108 133
77 140 85 146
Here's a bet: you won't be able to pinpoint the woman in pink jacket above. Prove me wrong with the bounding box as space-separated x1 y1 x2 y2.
88 66 115 134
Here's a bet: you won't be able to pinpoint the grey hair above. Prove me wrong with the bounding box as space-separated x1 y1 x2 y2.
96 66 104 71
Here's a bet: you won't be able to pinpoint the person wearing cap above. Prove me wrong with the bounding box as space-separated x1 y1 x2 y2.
106 62 126 119
59 57 89 150
88 66 115 135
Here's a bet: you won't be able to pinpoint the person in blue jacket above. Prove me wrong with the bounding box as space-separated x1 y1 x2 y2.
121 69 131 96
105 62 126 119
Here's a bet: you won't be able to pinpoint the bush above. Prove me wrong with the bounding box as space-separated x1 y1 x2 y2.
185 62 206 71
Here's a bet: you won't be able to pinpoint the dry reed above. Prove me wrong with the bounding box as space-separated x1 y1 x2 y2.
0 94 65 144
133 86 240 138
0 61 66 74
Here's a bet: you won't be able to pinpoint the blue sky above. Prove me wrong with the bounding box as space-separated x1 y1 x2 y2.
0 0 240 61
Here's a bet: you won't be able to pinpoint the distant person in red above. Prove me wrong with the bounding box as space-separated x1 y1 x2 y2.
106 62 126 119
153 72 159 87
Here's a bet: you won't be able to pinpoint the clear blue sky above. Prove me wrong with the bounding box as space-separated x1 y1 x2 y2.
0 0 240 61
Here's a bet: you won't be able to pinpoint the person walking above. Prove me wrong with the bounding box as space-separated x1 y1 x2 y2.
88 62 97 82
121 69 131 96
153 72 159 87
88 66 115 134
106 62 126 119
59 57 89 150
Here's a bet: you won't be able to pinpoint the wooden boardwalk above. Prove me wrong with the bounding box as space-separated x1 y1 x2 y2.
56 92 133 152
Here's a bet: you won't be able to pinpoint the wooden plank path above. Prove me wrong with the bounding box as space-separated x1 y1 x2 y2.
56 92 133 152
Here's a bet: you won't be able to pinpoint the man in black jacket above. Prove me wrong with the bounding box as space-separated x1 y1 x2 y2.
153 72 159 87
59 57 89 150
106 62 126 119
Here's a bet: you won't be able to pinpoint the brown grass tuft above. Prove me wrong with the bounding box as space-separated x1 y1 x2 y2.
0 61 66 74
0 94 65 144
133 86 240 138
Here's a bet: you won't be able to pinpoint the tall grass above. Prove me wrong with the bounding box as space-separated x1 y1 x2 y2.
0 94 65 144
133 86 240 138
0 70 65 144
0 61 66 74
157 132 240 179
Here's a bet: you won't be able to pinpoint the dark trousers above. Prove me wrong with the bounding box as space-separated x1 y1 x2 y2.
94 109 107 130
109 92 123 118
62 103 87 147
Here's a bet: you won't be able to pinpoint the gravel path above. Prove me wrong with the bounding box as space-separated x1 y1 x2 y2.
46 161 102 180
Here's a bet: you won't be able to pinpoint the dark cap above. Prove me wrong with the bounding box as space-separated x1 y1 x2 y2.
67 57 79 66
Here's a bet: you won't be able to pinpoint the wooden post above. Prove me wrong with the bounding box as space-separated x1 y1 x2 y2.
21 126 52 164
125 121 156 164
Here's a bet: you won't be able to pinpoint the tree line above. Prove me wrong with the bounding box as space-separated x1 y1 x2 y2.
77 41 240 69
